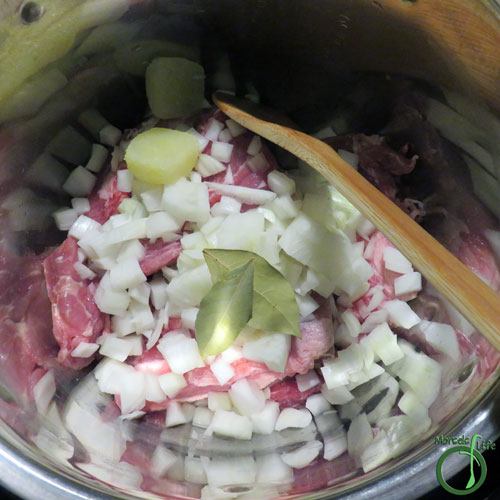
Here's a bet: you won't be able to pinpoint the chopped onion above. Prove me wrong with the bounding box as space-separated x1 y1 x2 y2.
242 332 291 373
363 323 403 366
158 372 187 398
321 384 354 405
394 272 422 296
398 389 429 419
296 370 321 392
100 124 122 146
247 136 262 155
211 142 233 163
73 261 96 280
166 401 190 427
383 247 413 274
228 378 266 416
205 120 224 141
193 407 214 428
418 320 460 360
220 345 243 363
186 127 210 151
267 171 296 196
275 408 312 431
33 370 56 415
151 445 178 477
162 178 210 225
107 218 147 244
248 152 269 172
109 258 146 290
323 429 348 461
78 109 109 137
129 282 150 305
85 144 109 173
47 126 91 166
210 409 253 440
366 287 385 312
166 264 212 309
185 457 208 484
295 293 319 318
196 154 226 177
63 166 96 197
204 456 256 487
71 197 91 215
321 359 350 389
225 119 246 137
218 128 233 143
53 208 78 231
150 278 168 309
281 440 322 469
146 211 181 240
208 392 232 411
157 333 204 374
116 239 145 262
205 182 276 205
383 300 420 329
99 335 133 362
256 453 294 484
305 394 332 416
250 400 280 435
357 219 376 240
269 194 299 220
94 272 130 315
71 342 99 358
117 169 133 193
181 307 198 330
140 187 163 212
341 310 361 337
361 309 389 334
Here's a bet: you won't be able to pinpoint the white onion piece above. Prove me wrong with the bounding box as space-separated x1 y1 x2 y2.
63 166 96 197
267 170 295 196
204 456 256 487
196 154 226 178
118 369 146 415
247 136 262 155
220 345 243 363
207 357 233 385
165 401 190 427
383 247 413 274
383 300 420 329
321 385 354 405
250 401 280 435
117 239 145 262
78 109 108 137
210 409 253 440
193 407 214 428
256 454 294 484
247 152 269 172
211 142 233 163
85 144 109 173
142 373 165 403
151 445 178 477
117 169 133 192
166 264 213 309
71 197 91 215
122 335 143 356
94 272 130 315
228 378 266 416
129 282 150 305
162 178 210 225
225 119 246 137
366 287 385 312
218 129 233 143
157 333 204 374
323 428 348 461
321 359 350 389
139 187 163 213
296 370 321 392
205 182 276 205
205 120 224 141
419 320 460 360
71 342 99 358
363 323 403 366
33 370 56 415
295 293 319 318
361 309 388 334
107 218 147 244
158 372 187 398
242 332 290 373
305 394 332 416
341 310 361 337
281 440 322 469
150 278 168 310
99 124 122 146
394 272 422 296
275 408 312 431
146 211 181 240
53 208 78 230
186 127 210 151
347 413 373 459
270 194 299 220
185 457 207 484
208 392 232 411
99 335 132 362
109 258 146 290
398 389 429 419
181 307 198 330
358 219 376 240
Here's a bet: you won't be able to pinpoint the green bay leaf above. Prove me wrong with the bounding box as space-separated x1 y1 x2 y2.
202 249 301 338
195 259 255 356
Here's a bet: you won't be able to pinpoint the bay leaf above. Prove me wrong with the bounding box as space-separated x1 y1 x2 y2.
195 259 255 356
203 249 301 338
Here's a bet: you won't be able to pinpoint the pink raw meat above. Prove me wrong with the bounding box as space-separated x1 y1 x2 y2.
0 247 58 402
84 166 130 224
43 237 105 369
269 378 321 409
139 239 182 276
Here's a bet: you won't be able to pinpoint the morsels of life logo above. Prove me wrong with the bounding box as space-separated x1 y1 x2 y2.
435 434 495 495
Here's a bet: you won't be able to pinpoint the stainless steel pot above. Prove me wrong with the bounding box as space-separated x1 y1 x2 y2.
0 1 499 499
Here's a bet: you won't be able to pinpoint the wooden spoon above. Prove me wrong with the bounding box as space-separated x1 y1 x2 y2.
214 91 500 352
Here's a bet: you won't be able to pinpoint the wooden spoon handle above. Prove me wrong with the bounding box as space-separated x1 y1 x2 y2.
215 93 500 352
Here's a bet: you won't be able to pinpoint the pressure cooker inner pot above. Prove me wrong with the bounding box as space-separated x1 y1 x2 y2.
0 1 499 499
